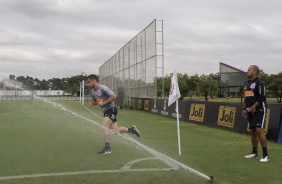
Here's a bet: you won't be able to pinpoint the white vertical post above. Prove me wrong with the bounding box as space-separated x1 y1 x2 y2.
176 99 181 161
79 82 82 104
82 80 85 105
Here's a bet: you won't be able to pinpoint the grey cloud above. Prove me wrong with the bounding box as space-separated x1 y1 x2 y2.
0 0 281 80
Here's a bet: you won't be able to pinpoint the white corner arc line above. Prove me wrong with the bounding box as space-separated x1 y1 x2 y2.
82 105 211 180
0 98 211 181
121 157 161 170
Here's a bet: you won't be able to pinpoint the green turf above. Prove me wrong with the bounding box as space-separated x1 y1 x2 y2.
0 99 282 184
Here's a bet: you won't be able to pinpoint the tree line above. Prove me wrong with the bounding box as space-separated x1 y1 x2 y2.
157 73 220 101
3 70 282 103
259 71 282 103
158 70 282 103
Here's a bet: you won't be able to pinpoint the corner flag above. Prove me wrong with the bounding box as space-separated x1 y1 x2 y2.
168 71 182 161
168 71 181 106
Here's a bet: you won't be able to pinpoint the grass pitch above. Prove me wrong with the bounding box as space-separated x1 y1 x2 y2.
0 99 282 184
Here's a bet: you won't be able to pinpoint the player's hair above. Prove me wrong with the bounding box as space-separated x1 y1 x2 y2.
251 65 260 75
86 74 99 82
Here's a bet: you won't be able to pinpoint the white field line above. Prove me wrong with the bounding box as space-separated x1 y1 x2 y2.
121 157 160 170
82 105 179 170
0 168 174 181
1 157 174 181
62 99 210 180
83 105 211 180
0 98 211 181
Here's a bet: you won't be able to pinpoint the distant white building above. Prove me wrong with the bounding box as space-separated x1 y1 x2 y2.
0 90 70 97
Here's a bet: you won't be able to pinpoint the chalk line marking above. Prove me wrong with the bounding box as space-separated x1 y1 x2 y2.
0 157 174 181
0 98 211 181
0 169 174 181
49 98 210 179
82 104 211 180
67 100 210 180
121 157 163 170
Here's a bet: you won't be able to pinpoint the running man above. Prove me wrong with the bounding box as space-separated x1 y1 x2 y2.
242 65 269 163
86 74 140 155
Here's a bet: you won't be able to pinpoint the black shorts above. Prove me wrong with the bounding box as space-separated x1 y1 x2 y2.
247 109 266 129
103 107 117 123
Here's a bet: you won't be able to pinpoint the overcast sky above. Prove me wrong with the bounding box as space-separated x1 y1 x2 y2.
0 0 281 80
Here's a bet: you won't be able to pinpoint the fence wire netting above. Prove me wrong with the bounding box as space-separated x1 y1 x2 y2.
99 20 164 100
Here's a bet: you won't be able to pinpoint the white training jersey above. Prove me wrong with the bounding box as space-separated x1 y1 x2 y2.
90 84 115 112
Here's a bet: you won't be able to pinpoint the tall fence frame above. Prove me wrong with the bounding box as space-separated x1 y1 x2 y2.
99 19 164 98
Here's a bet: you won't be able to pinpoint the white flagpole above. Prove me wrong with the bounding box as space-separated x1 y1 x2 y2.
176 94 181 162
168 70 182 162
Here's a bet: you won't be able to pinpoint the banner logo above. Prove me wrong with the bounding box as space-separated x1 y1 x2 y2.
172 113 182 119
144 100 149 111
131 99 136 109
189 104 205 122
138 99 142 110
151 99 158 113
161 100 168 116
217 106 236 128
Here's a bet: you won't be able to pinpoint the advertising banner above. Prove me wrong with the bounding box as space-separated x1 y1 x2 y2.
134 97 282 142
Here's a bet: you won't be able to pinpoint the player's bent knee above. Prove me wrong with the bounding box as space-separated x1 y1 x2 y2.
101 125 108 131
112 128 120 133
